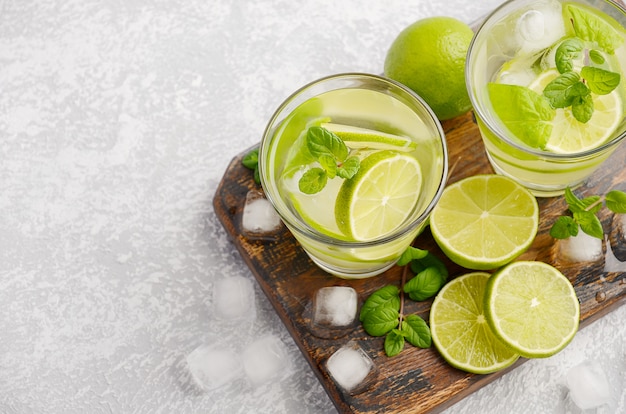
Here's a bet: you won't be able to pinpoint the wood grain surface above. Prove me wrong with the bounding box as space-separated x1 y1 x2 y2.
212 110 626 414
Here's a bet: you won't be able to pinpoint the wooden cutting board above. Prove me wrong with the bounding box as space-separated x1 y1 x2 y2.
212 110 626 413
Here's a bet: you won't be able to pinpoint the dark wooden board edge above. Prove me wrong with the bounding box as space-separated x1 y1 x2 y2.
212 110 626 414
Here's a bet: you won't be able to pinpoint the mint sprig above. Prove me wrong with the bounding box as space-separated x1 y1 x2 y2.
550 187 626 239
298 126 360 194
543 36 621 124
360 246 447 357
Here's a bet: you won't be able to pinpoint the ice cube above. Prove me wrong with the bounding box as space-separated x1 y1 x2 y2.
558 229 603 263
313 286 358 327
212 276 256 321
241 190 282 238
566 360 613 410
186 343 242 391
242 335 293 386
326 341 374 393
516 0 566 55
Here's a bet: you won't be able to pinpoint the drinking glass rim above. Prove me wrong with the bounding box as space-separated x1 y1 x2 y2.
466 0 626 160
258 72 449 248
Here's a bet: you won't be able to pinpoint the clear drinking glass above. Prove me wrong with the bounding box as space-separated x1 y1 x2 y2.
467 0 626 196
259 73 448 278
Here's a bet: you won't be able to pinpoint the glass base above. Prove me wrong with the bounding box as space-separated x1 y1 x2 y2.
307 254 397 279
485 153 585 198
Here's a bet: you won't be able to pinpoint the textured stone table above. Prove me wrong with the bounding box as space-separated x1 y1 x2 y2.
1 1 624 413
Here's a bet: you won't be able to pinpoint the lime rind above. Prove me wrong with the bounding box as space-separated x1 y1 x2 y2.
321 122 417 152
484 261 580 358
430 272 520 374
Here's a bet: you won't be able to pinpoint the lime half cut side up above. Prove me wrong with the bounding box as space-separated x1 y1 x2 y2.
429 175 539 270
335 150 422 241
430 272 520 374
484 261 580 358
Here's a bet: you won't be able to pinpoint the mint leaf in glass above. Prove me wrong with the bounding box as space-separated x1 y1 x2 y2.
555 37 584 73
298 168 327 194
589 50 606 64
487 83 555 150
306 126 349 161
337 156 360 179
565 3 625 54
571 93 594 123
580 66 621 95
543 71 588 108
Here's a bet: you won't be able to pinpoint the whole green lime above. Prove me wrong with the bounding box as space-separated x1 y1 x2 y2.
384 17 474 121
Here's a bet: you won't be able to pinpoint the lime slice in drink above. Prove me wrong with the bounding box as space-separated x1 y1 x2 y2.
321 122 417 152
430 175 539 270
430 272 520 374
484 261 580 358
335 150 422 241
529 69 623 153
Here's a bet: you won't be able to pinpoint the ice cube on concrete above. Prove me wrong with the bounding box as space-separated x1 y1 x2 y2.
186 343 242 391
566 360 613 410
313 286 358 327
558 229 603 263
242 335 293 386
241 190 282 236
213 276 256 321
326 341 374 392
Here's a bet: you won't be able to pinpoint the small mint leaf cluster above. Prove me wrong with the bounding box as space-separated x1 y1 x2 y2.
543 37 620 124
298 126 360 194
359 247 448 357
550 187 626 239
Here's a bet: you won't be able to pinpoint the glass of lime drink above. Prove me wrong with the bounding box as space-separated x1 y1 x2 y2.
258 73 448 278
467 0 626 197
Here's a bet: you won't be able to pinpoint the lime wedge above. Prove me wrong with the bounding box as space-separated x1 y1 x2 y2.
335 150 422 241
430 175 539 270
321 122 417 152
484 261 580 358
430 272 520 374
529 69 623 153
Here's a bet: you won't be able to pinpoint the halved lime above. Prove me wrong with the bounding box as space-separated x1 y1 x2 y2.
484 261 580 358
430 272 520 374
529 69 623 153
321 122 417 152
430 175 539 270
335 150 422 241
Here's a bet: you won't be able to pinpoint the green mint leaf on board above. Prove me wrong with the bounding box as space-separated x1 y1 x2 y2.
401 315 431 349
564 187 602 213
397 246 429 266
410 252 448 281
306 126 348 161
555 37 584 73
404 267 445 301
580 66 621 95
298 168 327 194
359 285 400 322
362 306 399 337
565 4 624 54
589 50 606 64
384 329 405 357
550 216 579 239
487 83 555 150
543 72 587 108
318 154 337 178
574 210 604 239
606 190 626 213
337 156 360 179
571 93 594 123
242 148 261 184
